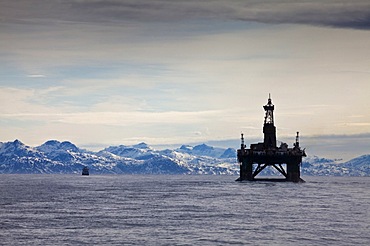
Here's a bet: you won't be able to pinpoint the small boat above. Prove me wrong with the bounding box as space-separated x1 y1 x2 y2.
82 166 89 175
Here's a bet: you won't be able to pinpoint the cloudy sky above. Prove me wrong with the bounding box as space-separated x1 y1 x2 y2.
1 0 370 160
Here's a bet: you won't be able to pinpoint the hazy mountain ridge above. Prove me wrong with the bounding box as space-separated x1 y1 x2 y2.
0 139 369 176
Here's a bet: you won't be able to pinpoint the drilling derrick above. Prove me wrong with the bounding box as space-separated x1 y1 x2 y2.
263 94 276 149
237 95 306 182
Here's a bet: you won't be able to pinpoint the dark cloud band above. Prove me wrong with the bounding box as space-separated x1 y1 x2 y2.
1 0 370 30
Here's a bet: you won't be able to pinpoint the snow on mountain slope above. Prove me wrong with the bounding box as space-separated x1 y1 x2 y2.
176 143 235 159
0 140 369 176
158 149 238 175
102 144 155 159
342 154 370 176
37 140 80 153
0 139 39 157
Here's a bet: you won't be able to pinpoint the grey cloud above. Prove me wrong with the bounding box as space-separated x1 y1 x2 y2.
233 1 370 30
302 133 370 160
1 0 370 30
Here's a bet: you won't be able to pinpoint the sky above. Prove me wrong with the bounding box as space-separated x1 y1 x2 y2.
1 0 370 160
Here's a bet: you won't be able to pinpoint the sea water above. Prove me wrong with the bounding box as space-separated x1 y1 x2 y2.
0 175 369 245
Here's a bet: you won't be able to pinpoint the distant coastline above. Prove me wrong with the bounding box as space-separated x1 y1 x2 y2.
0 139 369 176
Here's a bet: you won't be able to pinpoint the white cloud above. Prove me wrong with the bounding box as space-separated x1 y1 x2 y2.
27 74 46 78
57 110 221 126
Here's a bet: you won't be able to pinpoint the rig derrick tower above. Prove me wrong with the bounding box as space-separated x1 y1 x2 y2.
237 95 306 182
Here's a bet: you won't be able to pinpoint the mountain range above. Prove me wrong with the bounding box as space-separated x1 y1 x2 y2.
0 139 369 176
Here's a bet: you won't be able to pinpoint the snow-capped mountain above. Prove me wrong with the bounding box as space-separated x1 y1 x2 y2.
102 142 155 160
0 139 369 176
0 140 237 175
176 143 234 159
37 140 80 153
341 155 370 176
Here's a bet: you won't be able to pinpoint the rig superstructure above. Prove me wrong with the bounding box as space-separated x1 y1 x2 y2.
237 95 306 182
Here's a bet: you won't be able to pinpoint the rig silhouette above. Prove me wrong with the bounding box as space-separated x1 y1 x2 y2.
237 95 306 182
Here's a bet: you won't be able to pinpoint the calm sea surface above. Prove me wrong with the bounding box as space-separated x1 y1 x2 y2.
0 175 369 245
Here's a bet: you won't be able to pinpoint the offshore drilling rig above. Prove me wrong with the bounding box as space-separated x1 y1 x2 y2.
237 95 306 182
